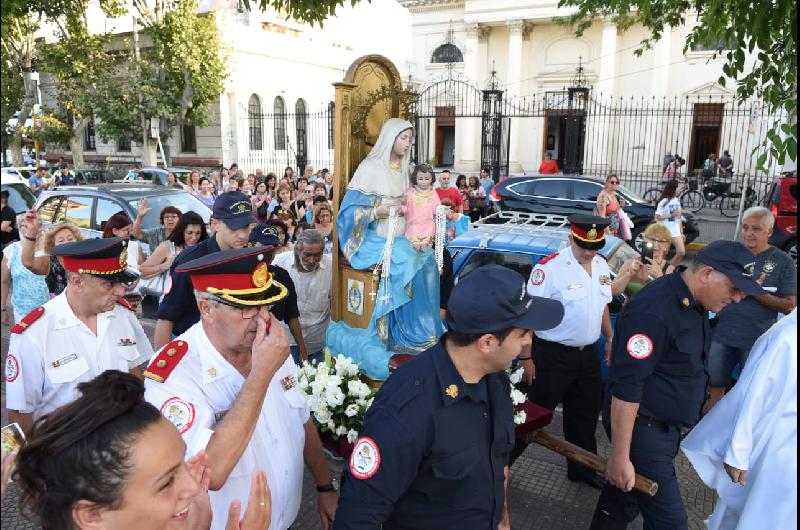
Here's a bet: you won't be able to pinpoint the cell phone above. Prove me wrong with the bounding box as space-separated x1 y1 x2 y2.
641 241 655 263
1 422 26 455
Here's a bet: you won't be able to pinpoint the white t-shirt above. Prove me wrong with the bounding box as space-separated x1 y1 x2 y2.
656 198 682 238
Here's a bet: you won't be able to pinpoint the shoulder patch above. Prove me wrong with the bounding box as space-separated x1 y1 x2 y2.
626 334 654 360
349 437 381 480
116 297 136 312
160 397 196 434
10 306 45 334
144 339 189 383
530 268 546 286
5 354 20 382
537 252 559 266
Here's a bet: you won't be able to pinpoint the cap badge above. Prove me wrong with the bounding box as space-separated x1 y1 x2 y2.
119 247 128 267
587 228 598 240
252 262 269 288
445 384 459 398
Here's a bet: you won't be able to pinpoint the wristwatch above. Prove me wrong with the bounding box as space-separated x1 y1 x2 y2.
316 478 339 493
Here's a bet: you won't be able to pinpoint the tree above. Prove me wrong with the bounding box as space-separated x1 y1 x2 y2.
557 0 797 168
241 0 366 26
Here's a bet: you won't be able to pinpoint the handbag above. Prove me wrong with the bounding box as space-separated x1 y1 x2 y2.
140 241 175 297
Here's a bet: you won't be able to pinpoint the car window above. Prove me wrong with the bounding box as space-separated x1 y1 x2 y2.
617 183 645 203
606 240 639 276
128 192 211 230
60 196 95 229
1 184 35 212
95 198 126 231
507 180 537 196
533 179 567 198
37 196 63 223
573 181 602 202
457 251 535 281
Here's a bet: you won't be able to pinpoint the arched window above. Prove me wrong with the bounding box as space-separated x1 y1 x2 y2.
273 96 286 150
296 99 307 166
431 43 463 63
327 101 335 149
248 94 262 151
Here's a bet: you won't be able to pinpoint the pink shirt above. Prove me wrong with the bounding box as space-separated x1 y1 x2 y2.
405 188 441 240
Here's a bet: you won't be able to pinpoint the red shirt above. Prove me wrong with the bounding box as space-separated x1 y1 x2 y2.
435 186 463 212
538 160 559 174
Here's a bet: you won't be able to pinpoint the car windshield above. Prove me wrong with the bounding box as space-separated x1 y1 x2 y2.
128 192 212 229
606 240 640 276
617 183 645 203
172 171 193 185
82 170 112 183
1 184 35 212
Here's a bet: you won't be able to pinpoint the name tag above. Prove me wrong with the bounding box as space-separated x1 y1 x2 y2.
567 283 582 290
51 353 78 369
281 375 297 390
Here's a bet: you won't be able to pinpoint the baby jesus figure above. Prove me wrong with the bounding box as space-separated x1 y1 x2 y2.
404 165 441 252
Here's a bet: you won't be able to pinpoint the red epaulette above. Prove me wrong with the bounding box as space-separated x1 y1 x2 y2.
116 297 136 312
144 339 189 383
10 306 45 334
537 251 559 266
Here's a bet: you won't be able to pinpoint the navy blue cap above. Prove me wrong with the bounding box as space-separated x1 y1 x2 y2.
176 247 287 307
447 265 564 333
51 237 139 283
212 192 256 230
568 214 610 250
696 240 764 296
248 224 281 248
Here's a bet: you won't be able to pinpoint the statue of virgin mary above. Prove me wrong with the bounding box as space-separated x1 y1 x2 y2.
326 118 444 379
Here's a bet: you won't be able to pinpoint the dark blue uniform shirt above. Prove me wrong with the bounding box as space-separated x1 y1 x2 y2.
155 236 299 335
607 269 711 426
334 340 515 530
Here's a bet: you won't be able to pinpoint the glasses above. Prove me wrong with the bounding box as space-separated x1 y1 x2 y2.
213 299 263 319
645 238 670 245
609 180 620 185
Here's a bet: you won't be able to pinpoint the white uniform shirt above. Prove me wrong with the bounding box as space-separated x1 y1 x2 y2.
527 246 612 346
144 322 310 530
272 252 332 353
4 290 153 419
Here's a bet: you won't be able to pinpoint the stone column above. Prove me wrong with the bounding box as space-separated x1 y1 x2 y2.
591 19 618 172
648 28 673 173
506 19 524 174
457 23 480 171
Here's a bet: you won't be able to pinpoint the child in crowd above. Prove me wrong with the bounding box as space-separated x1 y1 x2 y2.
441 198 469 243
404 165 441 252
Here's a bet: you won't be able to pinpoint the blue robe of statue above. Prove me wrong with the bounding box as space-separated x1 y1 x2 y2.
326 119 443 379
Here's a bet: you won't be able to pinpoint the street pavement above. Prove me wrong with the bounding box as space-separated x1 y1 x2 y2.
1 314 716 529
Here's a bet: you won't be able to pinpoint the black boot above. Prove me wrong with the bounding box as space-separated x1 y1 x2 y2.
588 506 628 530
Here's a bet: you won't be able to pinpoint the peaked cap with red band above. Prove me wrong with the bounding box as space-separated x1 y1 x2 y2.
175 246 287 307
568 214 610 250
51 237 139 283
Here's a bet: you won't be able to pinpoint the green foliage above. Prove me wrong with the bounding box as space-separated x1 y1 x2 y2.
241 0 366 26
19 108 72 146
556 0 798 168
1 54 25 148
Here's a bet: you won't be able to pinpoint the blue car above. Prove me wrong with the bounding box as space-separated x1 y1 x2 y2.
447 212 640 382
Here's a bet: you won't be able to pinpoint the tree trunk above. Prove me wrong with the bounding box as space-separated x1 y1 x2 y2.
70 117 89 167
139 117 156 166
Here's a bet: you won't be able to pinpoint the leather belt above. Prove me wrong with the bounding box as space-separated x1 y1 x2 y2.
635 414 691 435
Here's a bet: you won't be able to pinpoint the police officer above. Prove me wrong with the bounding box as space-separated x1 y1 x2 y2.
333 265 564 529
590 241 764 529
520 214 615 488
144 246 338 530
5 238 153 434
154 191 255 349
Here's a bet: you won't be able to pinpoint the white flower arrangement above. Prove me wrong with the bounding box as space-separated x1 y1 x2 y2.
508 366 527 425
297 350 376 444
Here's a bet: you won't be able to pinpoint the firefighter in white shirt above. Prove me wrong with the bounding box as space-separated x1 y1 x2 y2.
517 214 615 489
5 237 152 434
144 246 338 530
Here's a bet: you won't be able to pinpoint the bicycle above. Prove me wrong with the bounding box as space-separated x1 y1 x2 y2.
642 174 705 213
701 175 758 218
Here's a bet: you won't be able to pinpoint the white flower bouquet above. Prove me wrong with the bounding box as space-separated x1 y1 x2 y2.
508 366 528 425
297 350 376 446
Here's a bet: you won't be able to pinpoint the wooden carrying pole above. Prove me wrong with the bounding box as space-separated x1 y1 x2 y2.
526 430 658 496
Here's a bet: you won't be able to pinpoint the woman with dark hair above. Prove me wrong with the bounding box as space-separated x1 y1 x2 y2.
251 181 270 223
264 173 278 198
467 175 486 222
103 213 144 271
196 178 216 209
655 178 686 267
14 370 271 530
140 211 207 281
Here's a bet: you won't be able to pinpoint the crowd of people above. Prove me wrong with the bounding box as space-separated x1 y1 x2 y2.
0 132 796 530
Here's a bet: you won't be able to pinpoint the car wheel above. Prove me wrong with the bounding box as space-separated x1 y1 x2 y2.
784 238 797 265
629 224 646 252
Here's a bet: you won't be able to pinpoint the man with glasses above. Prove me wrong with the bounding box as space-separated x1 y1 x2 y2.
154 192 257 349
144 246 338 530
5 238 154 434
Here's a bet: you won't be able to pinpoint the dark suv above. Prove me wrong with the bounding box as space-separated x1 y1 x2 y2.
491 175 700 250
34 183 211 251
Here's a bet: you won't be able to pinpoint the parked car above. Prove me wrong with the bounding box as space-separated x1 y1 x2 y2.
33 183 212 252
765 172 797 263
73 168 114 185
447 211 640 381
1 166 36 186
137 167 195 187
490 175 700 251
1 182 37 214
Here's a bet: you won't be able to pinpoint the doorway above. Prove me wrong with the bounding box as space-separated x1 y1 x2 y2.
688 103 723 172
435 106 455 167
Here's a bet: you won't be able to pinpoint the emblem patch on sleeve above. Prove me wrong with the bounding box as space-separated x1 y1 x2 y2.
5 354 19 382
530 269 545 286
160 397 195 434
626 334 654 360
349 436 381 480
